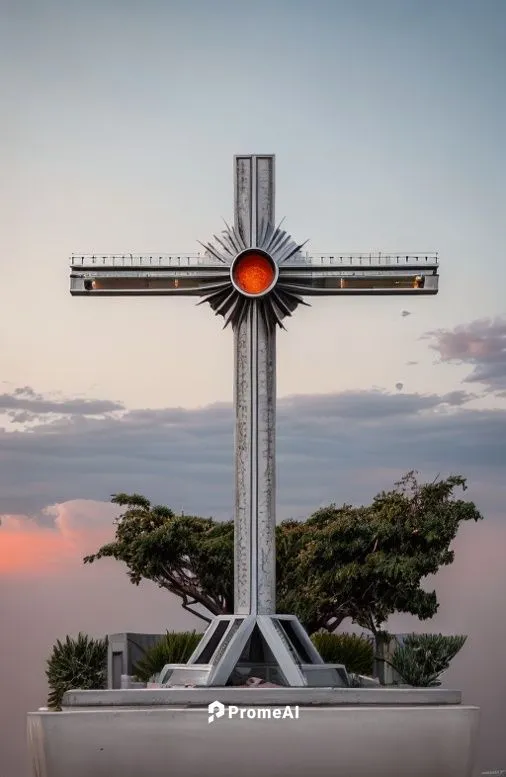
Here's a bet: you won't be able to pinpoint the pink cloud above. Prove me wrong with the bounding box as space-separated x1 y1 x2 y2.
0 500 117 576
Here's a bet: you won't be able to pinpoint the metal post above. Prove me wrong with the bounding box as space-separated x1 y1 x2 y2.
233 155 276 615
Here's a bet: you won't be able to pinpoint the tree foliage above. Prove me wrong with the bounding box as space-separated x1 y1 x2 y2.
85 493 234 621
278 473 483 634
84 473 483 633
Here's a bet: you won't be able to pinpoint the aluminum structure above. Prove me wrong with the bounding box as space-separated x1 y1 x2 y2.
70 154 439 687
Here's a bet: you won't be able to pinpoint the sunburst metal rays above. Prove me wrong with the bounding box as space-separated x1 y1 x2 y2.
198 219 247 264
197 219 310 330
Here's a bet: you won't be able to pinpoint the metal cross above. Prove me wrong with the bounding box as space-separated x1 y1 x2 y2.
70 154 439 687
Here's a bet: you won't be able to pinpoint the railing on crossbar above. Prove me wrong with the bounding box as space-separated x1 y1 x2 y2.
70 252 439 268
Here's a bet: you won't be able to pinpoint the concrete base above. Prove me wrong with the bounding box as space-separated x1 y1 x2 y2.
27 688 480 777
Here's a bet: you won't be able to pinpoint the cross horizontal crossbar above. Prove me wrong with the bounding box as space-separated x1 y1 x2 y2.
70 253 438 297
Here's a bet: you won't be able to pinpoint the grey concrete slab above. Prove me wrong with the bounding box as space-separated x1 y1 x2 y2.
27 703 479 777
62 685 463 707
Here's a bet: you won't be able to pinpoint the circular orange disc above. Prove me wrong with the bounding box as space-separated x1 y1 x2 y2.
232 251 276 295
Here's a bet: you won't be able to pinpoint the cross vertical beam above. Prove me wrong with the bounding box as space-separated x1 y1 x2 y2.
233 155 276 615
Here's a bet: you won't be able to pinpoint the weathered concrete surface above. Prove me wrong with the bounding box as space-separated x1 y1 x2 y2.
62 685 464 707
27 688 480 777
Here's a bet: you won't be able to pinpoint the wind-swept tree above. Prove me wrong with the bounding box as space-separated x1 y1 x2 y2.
84 473 483 634
85 494 234 621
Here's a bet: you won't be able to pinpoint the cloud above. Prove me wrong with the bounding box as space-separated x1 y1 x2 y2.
427 317 506 392
0 384 498 522
0 500 116 576
0 386 124 423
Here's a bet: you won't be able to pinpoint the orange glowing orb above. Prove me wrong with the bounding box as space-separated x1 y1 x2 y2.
232 251 276 296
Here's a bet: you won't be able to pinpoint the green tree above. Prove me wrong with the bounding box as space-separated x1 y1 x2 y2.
84 472 482 634
278 472 483 635
85 494 234 622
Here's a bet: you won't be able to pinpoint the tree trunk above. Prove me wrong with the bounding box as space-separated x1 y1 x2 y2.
373 632 398 685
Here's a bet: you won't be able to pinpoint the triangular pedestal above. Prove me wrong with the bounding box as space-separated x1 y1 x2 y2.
159 615 349 688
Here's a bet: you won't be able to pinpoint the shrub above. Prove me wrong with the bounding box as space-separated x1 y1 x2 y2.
133 630 203 682
390 633 467 687
46 633 108 710
310 631 374 676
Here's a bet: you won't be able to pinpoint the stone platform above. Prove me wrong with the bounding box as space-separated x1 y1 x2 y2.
27 687 479 777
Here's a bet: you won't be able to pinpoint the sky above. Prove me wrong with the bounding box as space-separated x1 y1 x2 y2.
1 0 506 774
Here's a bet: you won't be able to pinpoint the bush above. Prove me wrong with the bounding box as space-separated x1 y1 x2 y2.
133 630 203 682
46 633 108 710
390 633 467 687
310 631 374 676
